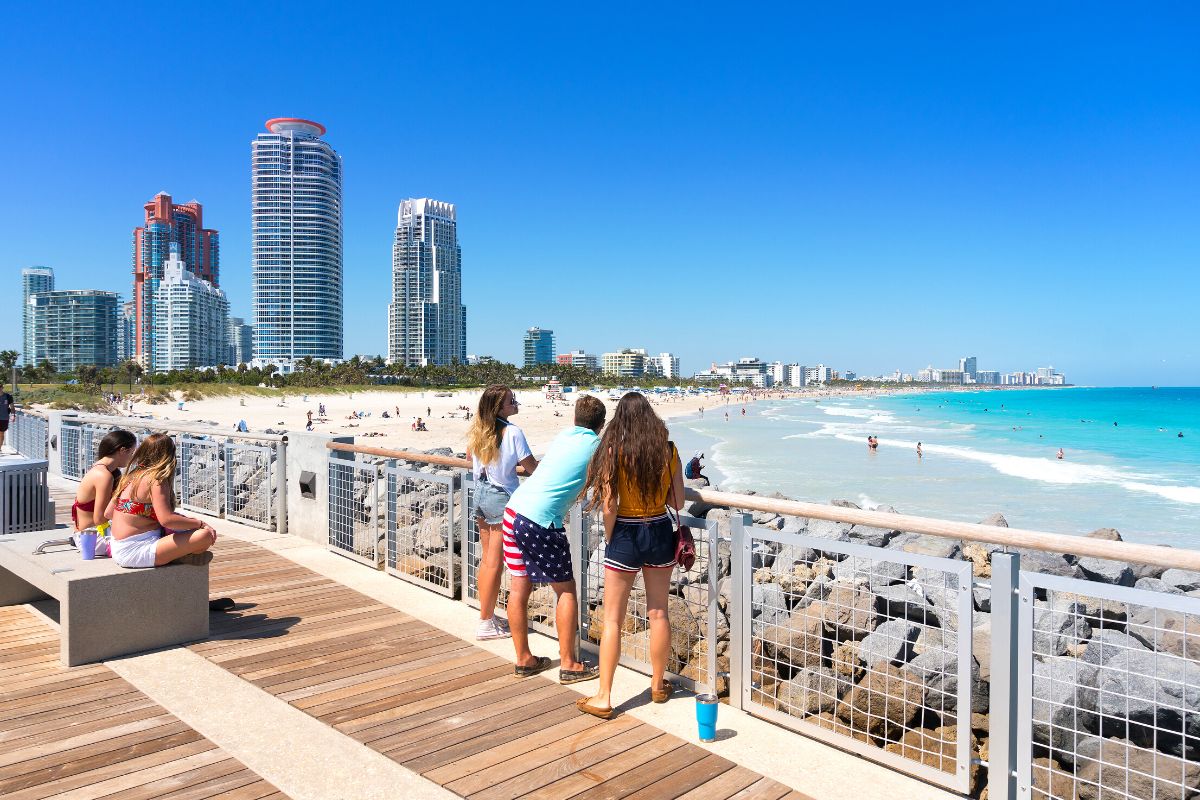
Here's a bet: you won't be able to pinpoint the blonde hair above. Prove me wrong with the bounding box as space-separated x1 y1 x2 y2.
466 385 511 467
115 433 177 508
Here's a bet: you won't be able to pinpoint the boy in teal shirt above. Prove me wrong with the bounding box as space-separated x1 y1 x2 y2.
502 395 606 682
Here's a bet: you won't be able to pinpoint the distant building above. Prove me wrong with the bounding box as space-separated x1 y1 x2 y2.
939 370 965 385
253 118 343 366
697 357 772 387
917 366 936 382
133 193 219 371
21 267 54 366
768 362 786 385
466 354 496 366
29 290 119 372
523 327 556 367
152 248 229 372
602 349 645 378
959 356 977 380
805 364 831 385
786 364 806 387
226 317 254 366
558 349 598 371
644 352 681 379
117 300 135 363
388 198 465 366
844 371 857 381
975 370 1001 385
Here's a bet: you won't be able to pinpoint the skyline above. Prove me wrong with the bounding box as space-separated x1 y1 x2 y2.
2 5 1198 386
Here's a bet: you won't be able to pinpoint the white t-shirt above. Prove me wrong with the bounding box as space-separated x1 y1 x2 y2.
471 422 532 495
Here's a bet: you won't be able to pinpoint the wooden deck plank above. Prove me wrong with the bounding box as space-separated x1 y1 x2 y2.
623 752 738 800
675 765 765 800
521 733 686 800
422 711 604 783
727 777 796 800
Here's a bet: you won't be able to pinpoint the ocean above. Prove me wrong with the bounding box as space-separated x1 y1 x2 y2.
669 387 1200 547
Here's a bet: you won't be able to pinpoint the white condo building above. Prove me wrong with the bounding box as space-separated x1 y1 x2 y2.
152 249 229 372
252 118 343 366
22 267 54 366
388 199 466 366
644 352 681 379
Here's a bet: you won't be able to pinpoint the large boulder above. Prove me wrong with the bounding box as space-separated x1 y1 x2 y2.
831 557 908 589
846 524 900 548
1031 656 1099 760
1074 737 1200 800
898 535 962 561
760 602 830 671
858 619 920 668
1085 527 1121 541
837 664 925 738
1134 577 1184 595
1033 600 1094 657
666 595 702 670
751 582 789 638
775 667 842 717
1015 549 1079 578
906 649 989 717
1094 649 1200 756
1079 629 1149 668
876 583 941 627
821 583 881 641
1076 556 1135 586
979 513 1009 527
1161 569 1200 592
1126 604 1200 661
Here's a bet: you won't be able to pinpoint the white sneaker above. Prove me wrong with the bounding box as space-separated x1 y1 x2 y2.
476 618 511 640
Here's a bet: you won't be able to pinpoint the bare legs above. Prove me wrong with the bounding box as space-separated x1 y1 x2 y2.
153 526 216 566
642 566 673 693
509 575 586 670
477 519 504 621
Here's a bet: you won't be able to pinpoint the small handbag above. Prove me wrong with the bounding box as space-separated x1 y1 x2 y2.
667 443 696 571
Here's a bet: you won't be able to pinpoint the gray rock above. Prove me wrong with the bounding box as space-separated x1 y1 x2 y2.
806 518 853 544
1126 603 1200 660
1076 556 1135 586
1033 601 1093 657
751 582 789 638
910 567 963 616
775 667 842 716
973 614 992 682
972 587 991 613
1073 737 1200 799
1161 569 1200 592
905 649 988 716
830 498 861 509
1079 629 1148 668
1031 656 1099 758
779 517 808 536
771 543 819 574
831 557 907 589
846 524 900 548
750 541 778 570
1134 577 1184 595
1014 549 1079 578
1094 649 1200 755
1085 527 1122 541
875 583 941 626
821 582 880 641
899 535 962 560
979 512 1009 527
858 619 920 667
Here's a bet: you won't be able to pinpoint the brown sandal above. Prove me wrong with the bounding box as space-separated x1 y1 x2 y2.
651 680 675 703
576 697 614 719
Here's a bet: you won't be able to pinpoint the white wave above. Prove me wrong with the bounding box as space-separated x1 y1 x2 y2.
817 405 897 423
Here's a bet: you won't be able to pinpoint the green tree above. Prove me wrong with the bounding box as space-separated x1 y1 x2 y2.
76 364 99 388
121 359 143 392
0 350 17 391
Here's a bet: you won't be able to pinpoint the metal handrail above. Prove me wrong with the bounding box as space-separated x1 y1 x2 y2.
325 441 1200 571
68 413 287 443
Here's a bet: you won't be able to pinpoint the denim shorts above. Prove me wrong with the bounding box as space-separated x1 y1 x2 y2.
604 514 675 572
473 482 512 526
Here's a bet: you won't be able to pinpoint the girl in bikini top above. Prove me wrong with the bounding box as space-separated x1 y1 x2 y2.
113 496 159 521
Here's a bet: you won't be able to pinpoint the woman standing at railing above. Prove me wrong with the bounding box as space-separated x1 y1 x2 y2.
72 430 136 532
467 385 537 640
577 392 685 719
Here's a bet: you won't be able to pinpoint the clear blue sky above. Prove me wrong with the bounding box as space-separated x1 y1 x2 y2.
2 3 1197 385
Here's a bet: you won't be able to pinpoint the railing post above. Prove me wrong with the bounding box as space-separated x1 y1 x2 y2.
988 552 1020 800
568 502 584 665
729 511 751 711
707 519 719 696
274 440 288 536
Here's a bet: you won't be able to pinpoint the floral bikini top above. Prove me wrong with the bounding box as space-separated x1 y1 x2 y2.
114 497 159 521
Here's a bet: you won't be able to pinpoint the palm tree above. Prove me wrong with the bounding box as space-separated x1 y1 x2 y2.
0 350 17 392
121 359 143 392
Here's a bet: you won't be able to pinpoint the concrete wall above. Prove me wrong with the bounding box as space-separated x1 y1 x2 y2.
285 432 354 545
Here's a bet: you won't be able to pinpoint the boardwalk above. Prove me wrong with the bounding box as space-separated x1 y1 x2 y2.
193 539 808 800
0 606 287 799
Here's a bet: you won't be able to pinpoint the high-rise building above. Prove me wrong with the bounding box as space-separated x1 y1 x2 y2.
117 300 135 363
252 118 343 367
959 356 977 380
133 193 219 371
523 327 556 367
29 290 119 373
226 317 254 366
21 267 54 366
558 350 598 370
151 248 229 372
388 198 466 366
645 352 681 379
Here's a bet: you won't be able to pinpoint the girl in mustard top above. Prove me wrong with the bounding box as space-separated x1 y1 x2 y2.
577 392 685 718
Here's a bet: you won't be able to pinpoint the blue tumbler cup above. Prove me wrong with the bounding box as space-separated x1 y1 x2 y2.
696 694 718 743
79 531 97 560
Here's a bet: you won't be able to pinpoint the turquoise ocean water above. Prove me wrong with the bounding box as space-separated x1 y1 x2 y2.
669 387 1200 547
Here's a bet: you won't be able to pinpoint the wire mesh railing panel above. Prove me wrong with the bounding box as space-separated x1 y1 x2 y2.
179 436 223 516
0 460 51 534
223 441 273 530
742 524 975 793
579 506 721 693
59 422 82 480
327 456 382 566
385 463 458 597
10 412 47 459
461 473 517 614
1018 572 1200 800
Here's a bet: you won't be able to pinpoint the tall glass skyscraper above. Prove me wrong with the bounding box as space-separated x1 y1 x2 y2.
21 267 54 366
252 118 343 366
523 327 556 367
133 193 219 371
29 290 119 373
388 199 466 366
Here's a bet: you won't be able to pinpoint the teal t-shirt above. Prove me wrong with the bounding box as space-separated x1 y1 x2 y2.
507 426 599 528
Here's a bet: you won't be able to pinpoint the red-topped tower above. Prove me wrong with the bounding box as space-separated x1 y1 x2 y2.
132 193 220 369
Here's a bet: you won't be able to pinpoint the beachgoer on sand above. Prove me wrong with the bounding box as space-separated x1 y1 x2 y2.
577 392 685 719
467 386 537 641
502 395 606 682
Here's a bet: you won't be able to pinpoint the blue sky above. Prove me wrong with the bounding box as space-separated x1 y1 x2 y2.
2 3 1197 385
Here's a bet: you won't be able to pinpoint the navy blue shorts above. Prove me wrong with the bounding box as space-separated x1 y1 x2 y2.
604 514 676 573
502 510 574 584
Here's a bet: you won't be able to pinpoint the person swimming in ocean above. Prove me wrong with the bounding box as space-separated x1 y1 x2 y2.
1057 448 1064 460
916 442 922 458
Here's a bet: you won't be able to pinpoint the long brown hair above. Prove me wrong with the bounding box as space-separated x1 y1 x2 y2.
115 433 177 508
466 385 511 466
585 392 669 511
96 429 136 489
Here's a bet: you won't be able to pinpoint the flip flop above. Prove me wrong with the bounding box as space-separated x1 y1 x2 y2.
575 697 614 719
652 680 675 704
208 597 235 612
514 656 553 677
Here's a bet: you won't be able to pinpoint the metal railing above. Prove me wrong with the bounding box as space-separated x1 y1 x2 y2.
0 458 51 534
387 461 459 597
9 410 48 459
322 442 1200 799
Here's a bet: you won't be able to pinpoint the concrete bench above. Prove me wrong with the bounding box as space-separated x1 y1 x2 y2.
0 529 209 666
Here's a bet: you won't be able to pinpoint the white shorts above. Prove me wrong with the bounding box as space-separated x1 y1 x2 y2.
111 529 163 569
